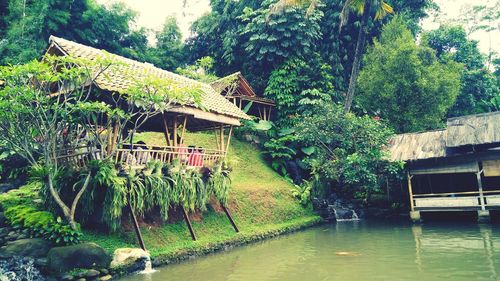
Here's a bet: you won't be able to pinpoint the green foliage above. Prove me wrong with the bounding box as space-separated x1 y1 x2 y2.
0 183 81 245
357 16 462 133
294 103 395 199
148 16 186 71
265 56 335 126
207 161 232 205
291 181 312 206
175 57 220 83
422 25 499 117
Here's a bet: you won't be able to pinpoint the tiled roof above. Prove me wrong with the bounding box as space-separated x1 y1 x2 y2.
48 36 250 121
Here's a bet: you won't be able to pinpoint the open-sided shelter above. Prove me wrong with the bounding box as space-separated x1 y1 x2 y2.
210 72 275 121
390 112 500 222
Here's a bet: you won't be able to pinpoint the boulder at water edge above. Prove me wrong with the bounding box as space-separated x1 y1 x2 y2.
0 238 52 258
110 248 149 268
47 242 111 273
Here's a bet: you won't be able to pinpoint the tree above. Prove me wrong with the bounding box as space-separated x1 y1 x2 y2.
0 55 201 230
149 16 186 71
339 0 393 113
422 25 498 117
0 0 150 65
357 16 462 133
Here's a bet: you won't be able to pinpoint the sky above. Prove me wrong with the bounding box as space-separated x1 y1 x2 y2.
96 0 499 55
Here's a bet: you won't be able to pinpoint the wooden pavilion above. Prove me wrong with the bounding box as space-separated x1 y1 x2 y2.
45 36 251 247
390 112 500 222
210 72 275 121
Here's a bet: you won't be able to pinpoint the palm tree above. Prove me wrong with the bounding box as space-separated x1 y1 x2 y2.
270 0 393 114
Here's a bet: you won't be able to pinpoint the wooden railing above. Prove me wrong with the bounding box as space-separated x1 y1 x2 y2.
412 190 500 209
55 144 225 169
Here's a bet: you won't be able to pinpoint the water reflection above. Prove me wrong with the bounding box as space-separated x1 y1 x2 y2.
121 221 500 281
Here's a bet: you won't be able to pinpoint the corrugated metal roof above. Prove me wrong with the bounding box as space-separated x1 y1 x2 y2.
48 36 250 121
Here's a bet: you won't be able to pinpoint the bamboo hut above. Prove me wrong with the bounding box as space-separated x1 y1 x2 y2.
389 112 500 222
44 36 251 247
210 72 275 121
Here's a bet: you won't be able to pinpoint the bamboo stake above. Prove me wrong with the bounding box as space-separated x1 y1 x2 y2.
180 115 187 145
220 125 225 153
173 116 178 148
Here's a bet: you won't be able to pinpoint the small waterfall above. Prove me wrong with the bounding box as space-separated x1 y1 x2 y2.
140 255 157 274
333 208 360 222
0 256 47 281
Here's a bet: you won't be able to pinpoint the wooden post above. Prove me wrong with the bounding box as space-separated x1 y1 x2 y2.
477 168 486 211
173 116 178 148
219 125 225 153
214 128 220 151
407 172 415 211
127 196 146 251
258 107 263 120
221 203 239 233
181 206 197 241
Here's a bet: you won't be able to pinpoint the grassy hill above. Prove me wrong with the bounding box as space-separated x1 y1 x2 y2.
83 132 321 259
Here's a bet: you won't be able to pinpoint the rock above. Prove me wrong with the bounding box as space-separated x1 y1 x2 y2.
84 269 100 278
0 256 49 281
99 268 109 275
110 248 148 268
47 243 111 274
99 275 112 281
35 257 48 267
75 279 86 281
0 238 52 258
60 274 74 281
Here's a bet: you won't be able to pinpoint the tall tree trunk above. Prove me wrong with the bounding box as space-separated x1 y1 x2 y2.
343 0 371 114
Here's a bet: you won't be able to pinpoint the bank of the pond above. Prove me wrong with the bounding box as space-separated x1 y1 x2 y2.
82 132 321 274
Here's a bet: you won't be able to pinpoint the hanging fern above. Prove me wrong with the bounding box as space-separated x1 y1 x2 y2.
207 161 232 205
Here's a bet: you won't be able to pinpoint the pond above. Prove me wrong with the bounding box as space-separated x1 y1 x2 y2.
120 220 500 281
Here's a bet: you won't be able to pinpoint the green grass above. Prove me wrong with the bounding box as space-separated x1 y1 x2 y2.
83 132 321 259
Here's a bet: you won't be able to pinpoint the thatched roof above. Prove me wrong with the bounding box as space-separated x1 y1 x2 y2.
390 112 500 162
447 111 500 148
47 36 250 124
210 72 275 105
389 129 447 161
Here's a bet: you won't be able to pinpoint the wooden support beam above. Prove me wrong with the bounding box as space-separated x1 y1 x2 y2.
127 196 146 251
258 107 263 120
267 106 272 120
181 206 197 241
477 167 486 211
407 172 415 211
221 203 239 233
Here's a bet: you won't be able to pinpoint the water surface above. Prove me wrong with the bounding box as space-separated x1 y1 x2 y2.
121 220 500 281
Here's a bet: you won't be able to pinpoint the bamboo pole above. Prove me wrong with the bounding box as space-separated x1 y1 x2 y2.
162 114 172 146
258 107 263 120
180 115 187 145
267 106 272 120
225 125 233 154
221 203 239 233
127 196 146 251
173 116 178 148
181 206 197 241
214 128 220 150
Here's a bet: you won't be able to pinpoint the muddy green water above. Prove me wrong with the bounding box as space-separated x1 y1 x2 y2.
121 220 500 281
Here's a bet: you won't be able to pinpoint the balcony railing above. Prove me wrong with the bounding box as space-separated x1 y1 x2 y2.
55 144 226 169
